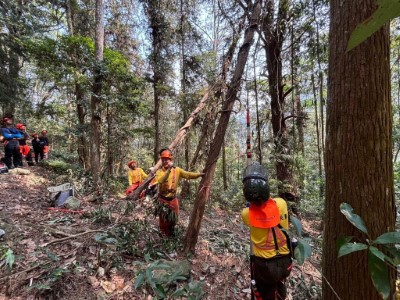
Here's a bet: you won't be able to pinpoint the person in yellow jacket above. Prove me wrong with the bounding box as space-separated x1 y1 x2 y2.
241 162 292 300
125 160 148 196
151 148 204 237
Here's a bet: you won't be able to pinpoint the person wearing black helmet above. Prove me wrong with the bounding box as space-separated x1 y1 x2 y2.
241 162 292 300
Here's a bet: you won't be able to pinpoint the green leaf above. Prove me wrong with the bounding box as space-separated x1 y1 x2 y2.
338 242 368 258
170 287 186 297
290 215 303 237
144 253 151 263
382 245 400 265
336 236 353 252
373 232 400 245
294 238 312 265
155 284 166 297
134 273 145 289
46 251 59 262
368 249 391 300
347 0 400 51
3 249 15 270
94 233 108 242
369 246 385 261
340 203 368 234
146 267 156 289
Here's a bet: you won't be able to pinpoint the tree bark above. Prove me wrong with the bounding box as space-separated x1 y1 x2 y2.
322 0 395 299
311 73 323 199
261 0 294 195
222 140 227 190
183 0 261 254
145 0 168 163
90 0 104 189
76 83 90 169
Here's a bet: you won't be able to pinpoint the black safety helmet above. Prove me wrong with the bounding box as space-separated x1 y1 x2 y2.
242 162 269 204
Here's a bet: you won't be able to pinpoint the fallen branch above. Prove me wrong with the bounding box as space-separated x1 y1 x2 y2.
127 87 213 201
0 262 51 281
40 229 106 247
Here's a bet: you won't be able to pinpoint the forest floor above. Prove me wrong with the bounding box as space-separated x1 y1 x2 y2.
0 166 322 300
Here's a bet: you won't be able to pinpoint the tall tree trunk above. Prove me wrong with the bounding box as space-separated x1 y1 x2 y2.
322 0 395 299
184 0 261 254
313 0 325 155
90 0 104 189
261 0 294 195
76 83 90 169
66 0 90 170
311 73 323 199
222 140 227 190
179 0 191 200
145 0 168 163
106 103 113 176
253 44 262 164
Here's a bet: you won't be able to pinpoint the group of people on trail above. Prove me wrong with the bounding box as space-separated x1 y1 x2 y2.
1 115 50 170
126 148 293 299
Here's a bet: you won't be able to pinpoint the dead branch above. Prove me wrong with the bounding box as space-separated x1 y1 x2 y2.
127 87 213 201
0 262 51 282
40 229 106 247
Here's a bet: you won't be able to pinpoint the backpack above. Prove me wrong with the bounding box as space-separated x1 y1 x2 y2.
273 225 296 258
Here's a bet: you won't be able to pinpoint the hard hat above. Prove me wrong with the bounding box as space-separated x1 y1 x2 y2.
41 130 48 134
159 148 173 159
242 162 269 204
2 115 12 123
16 123 24 129
32 133 38 137
127 160 137 168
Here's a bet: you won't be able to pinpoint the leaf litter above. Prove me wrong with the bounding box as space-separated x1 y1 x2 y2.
0 166 322 299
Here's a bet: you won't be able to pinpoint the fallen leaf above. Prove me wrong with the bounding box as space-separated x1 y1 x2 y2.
100 280 116 293
63 256 76 267
88 276 100 288
111 274 125 290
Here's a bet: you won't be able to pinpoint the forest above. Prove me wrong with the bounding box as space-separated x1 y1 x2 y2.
0 0 399 299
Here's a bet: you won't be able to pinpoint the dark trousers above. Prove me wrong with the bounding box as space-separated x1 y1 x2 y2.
4 140 22 168
33 146 44 163
252 255 292 300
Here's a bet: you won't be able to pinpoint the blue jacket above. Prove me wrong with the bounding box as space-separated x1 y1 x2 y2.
1 127 23 140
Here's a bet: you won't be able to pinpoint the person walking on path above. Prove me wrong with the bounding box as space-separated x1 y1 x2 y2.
241 162 293 300
1 116 23 169
125 160 148 196
151 148 204 237
31 133 44 163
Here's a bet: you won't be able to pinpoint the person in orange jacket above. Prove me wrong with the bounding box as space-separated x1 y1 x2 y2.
151 148 204 237
15 123 34 166
125 160 148 196
241 162 293 300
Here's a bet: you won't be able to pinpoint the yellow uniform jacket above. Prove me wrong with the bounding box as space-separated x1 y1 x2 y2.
153 167 202 198
242 197 290 259
127 168 148 186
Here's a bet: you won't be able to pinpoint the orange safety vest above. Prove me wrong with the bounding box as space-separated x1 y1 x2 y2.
248 199 289 253
249 199 280 228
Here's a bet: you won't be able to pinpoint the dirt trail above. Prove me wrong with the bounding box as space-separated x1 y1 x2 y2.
0 167 321 299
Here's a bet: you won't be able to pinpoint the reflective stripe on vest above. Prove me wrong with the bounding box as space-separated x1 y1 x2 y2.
253 226 287 251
